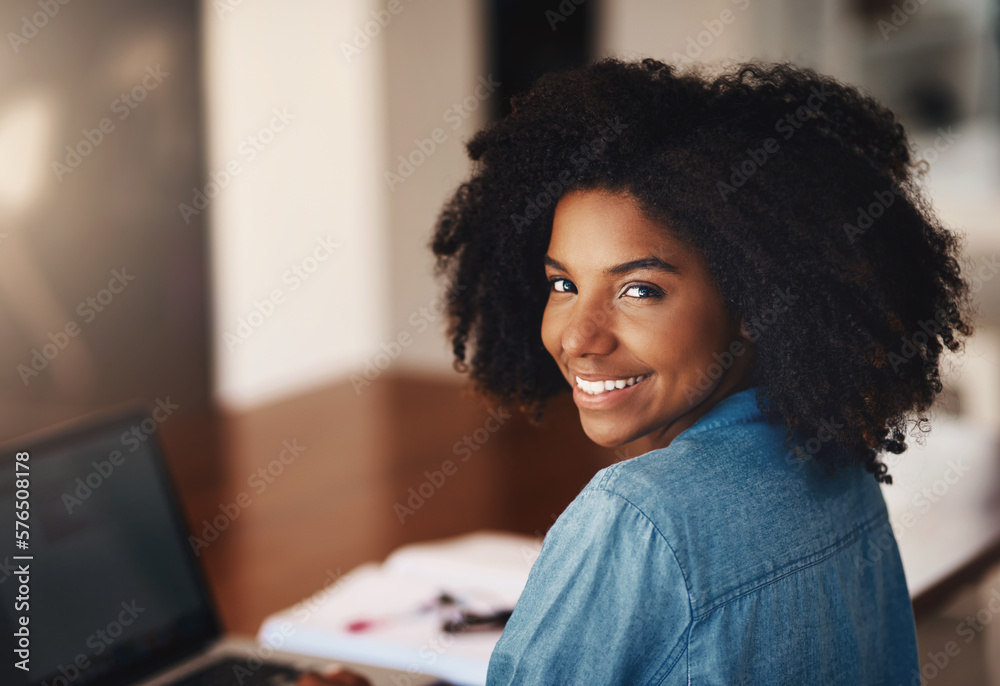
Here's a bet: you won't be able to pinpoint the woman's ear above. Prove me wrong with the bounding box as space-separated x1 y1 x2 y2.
738 318 751 341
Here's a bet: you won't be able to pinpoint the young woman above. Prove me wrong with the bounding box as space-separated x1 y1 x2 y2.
427 58 974 684
303 57 974 685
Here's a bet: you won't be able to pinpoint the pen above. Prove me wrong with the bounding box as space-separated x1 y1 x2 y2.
441 608 513 633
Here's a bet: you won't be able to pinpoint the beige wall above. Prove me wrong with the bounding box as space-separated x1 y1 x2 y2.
382 0 487 377
206 0 486 410
205 0 390 409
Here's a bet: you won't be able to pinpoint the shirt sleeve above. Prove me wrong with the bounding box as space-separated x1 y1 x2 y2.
486 483 692 686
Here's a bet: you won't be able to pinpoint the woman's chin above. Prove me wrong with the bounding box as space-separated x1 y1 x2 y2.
579 418 635 449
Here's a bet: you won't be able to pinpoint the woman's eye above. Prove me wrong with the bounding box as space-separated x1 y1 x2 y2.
549 277 576 294
623 284 663 299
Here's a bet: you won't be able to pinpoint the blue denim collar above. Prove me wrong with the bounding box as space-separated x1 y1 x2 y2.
678 386 765 437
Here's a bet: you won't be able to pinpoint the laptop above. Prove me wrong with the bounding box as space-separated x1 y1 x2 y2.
0 408 442 686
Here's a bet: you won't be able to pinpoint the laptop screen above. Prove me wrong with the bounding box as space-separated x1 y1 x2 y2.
0 411 220 686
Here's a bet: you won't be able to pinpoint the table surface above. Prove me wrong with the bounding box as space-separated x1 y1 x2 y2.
8 374 998 635
153 375 618 636
169 379 1000 632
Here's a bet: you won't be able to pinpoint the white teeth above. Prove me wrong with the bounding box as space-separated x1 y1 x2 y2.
575 375 646 396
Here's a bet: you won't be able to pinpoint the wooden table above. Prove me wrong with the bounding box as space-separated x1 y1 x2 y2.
156 373 618 636
11 373 997 635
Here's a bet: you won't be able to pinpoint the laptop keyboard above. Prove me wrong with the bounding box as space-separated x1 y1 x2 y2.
168 657 301 686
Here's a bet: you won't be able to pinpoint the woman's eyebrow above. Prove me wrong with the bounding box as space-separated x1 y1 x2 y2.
606 257 679 276
543 255 679 275
543 255 567 271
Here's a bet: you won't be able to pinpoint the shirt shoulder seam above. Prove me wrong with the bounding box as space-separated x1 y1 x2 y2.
693 510 888 619
597 465 889 617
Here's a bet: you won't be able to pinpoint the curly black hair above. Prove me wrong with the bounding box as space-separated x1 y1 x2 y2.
430 57 976 484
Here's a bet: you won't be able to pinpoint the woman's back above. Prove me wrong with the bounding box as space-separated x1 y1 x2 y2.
487 387 919 684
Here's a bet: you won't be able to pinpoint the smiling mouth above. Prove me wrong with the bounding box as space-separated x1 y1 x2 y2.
575 374 648 396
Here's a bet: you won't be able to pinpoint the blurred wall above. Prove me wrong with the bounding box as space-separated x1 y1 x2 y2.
0 0 210 436
383 0 486 377
204 0 389 410
206 0 484 410
14 0 992 421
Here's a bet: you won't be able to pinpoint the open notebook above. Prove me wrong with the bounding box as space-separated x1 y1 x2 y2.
257 530 542 686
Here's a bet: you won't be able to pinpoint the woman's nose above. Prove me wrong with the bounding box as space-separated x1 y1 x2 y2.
561 297 616 358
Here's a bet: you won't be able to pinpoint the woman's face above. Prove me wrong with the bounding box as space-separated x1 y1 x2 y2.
541 188 755 454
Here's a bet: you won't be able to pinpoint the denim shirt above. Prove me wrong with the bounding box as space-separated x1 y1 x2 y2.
486 386 919 685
